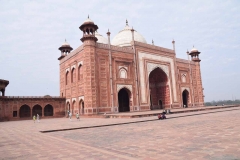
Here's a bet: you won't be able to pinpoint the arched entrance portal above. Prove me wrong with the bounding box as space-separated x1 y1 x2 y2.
118 88 130 112
149 67 170 110
44 104 53 116
32 105 42 116
182 90 189 108
20 105 31 118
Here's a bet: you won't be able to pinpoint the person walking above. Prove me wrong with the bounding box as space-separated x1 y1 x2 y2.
33 115 36 123
69 112 72 121
37 114 40 123
76 113 80 121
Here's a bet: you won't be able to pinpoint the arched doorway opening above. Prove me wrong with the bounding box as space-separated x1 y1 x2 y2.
158 100 163 108
32 105 42 116
66 102 70 115
182 90 189 108
72 100 76 115
149 67 169 110
118 88 130 112
44 104 53 116
79 100 84 115
19 105 31 118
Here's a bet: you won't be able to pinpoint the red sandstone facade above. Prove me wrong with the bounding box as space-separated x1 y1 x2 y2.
0 79 65 121
58 18 204 116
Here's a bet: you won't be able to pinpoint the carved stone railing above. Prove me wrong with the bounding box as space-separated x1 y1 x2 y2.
60 45 84 63
96 43 134 54
134 41 175 54
176 58 195 64
0 96 65 99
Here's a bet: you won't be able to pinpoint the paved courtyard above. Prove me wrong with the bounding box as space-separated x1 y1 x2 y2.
0 108 240 160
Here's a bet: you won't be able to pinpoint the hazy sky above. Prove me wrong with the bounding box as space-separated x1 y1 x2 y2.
0 0 239 102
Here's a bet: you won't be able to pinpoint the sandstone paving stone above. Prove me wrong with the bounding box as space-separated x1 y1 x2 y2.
1 108 240 159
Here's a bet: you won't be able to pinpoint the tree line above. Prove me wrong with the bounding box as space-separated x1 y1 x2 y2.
205 99 240 106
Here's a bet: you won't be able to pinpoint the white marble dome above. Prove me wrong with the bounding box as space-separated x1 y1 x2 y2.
83 17 94 24
95 31 108 44
190 46 199 53
61 40 70 47
112 22 147 47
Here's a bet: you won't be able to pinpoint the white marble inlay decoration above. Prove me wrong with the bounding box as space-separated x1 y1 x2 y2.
66 99 70 104
72 98 76 102
117 84 132 93
65 68 70 73
79 96 84 101
78 61 83 67
71 65 76 70
138 52 177 103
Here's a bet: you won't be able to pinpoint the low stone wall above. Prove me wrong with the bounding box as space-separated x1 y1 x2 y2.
0 96 66 121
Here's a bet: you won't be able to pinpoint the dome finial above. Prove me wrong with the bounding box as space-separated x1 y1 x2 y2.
126 19 128 26
65 38 66 42
88 15 89 19
152 39 154 45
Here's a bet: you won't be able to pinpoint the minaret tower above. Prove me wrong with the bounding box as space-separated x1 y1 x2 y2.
58 39 73 60
79 16 99 114
189 46 204 106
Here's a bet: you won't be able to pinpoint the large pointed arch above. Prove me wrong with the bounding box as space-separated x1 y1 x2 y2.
19 104 31 118
149 67 170 109
44 104 53 116
32 104 42 116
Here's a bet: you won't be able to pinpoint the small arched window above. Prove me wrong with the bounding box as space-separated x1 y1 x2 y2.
78 65 82 81
66 71 69 85
119 68 127 79
181 74 186 83
71 68 76 83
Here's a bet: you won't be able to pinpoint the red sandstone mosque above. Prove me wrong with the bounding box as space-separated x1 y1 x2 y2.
0 17 204 120
58 17 204 116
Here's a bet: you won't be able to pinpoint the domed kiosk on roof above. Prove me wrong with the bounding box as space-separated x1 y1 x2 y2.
190 46 199 53
189 46 201 62
112 20 147 47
